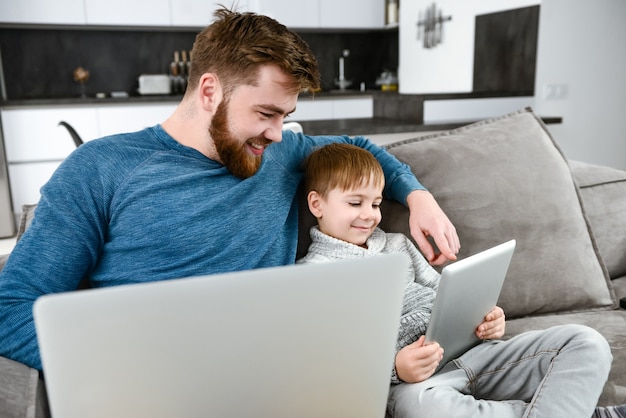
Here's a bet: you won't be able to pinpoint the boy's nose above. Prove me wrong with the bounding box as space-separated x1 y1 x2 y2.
360 207 375 219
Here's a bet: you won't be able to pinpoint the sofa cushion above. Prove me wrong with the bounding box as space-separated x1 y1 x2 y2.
16 204 37 242
570 160 626 280
0 356 49 418
379 108 615 318
0 204 37 273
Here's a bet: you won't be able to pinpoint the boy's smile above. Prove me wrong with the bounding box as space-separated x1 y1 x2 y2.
310 182 383 248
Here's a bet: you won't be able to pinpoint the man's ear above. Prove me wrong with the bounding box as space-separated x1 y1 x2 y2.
197 73 222 112
307 191 323 219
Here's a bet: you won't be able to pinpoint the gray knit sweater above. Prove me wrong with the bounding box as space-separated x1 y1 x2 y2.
297 226 440 383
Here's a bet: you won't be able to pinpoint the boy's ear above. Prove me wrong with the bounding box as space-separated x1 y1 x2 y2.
307 191 323 218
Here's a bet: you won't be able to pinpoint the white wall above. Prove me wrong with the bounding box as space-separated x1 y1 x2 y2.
399 0 540 94
533 0 626 169
400 0 626 170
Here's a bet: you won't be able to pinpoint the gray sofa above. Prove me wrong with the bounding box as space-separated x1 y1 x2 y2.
1 107 625 416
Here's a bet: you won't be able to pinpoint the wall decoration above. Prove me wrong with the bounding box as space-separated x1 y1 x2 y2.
473 5 539 94
416 3 452 49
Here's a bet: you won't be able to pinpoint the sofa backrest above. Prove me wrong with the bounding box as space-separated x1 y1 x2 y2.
301 108 618 320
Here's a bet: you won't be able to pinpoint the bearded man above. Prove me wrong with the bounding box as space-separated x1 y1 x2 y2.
0 7 458 372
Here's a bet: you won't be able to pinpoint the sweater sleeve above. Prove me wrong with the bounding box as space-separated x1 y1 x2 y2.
0 140 123 370
391 235 440 384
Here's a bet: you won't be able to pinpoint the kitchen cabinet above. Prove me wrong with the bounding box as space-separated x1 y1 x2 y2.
1 106 99 216
0 0 85 25
291 96 373 122
249 0 385 29
7 162 61 218
97 103 176 137
0 0 382 28
2 107 99 162
0 103 175 216
249 0 319 29
171 0 251 27
319 0 385 29
84 0 170 26
332 97 374 119
0 0 247 27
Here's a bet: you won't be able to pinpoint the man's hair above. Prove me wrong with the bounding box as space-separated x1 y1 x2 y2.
188 7 321 96
303 143 385 198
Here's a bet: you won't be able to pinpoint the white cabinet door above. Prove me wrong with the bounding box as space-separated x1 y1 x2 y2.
96 103 177 137
171 0 250 27
319 0 385 29
332 97 373 118
8 162 62 211
292 96 373 121
84 0 171 26
2 107 99 162
0 0 85 25
291 100 334 122
250 0 319 28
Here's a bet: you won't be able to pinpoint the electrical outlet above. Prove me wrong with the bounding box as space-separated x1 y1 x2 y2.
543 83 569 100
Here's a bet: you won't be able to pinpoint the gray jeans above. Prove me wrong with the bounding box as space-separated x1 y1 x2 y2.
387 324 612 418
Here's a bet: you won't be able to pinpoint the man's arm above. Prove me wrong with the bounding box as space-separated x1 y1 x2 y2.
348 136 460 265
406 190 459 265
0 143 112 370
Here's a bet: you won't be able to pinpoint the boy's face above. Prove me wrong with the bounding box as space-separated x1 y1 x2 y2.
308 180 383 248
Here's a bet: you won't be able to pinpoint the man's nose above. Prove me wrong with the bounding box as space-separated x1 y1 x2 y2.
265 118 285 143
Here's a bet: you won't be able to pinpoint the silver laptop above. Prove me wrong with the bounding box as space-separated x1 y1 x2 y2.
425 240 516 373
34 254 409 418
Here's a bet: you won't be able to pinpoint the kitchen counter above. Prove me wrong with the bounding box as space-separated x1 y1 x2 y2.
0 94 184 108
0 89 533 108
0 90 372 108
298 116 562 136
0 91 561 138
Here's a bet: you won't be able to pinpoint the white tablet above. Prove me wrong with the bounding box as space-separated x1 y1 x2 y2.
425 240 516 373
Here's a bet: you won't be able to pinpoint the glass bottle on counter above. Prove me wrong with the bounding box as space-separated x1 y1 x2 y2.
386 0 398 26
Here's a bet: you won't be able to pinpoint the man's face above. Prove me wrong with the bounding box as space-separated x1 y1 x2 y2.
209 66 298 179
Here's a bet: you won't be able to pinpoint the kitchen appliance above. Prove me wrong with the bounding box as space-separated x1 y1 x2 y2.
137 74 171 95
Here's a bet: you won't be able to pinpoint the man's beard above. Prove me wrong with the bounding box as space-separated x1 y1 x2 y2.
210 101 269 179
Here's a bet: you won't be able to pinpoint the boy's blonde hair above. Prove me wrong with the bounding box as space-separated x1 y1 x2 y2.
303 143 385 198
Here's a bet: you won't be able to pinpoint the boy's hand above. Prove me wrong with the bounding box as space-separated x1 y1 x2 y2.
476 306 506 340
406 190 460 266
395 336 444 383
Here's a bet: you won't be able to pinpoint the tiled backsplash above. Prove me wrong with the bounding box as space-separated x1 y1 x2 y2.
0 27 398 100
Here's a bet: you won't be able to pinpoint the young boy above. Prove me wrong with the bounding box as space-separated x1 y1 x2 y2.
297 143 625 418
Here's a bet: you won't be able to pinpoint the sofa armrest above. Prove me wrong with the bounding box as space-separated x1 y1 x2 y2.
570 160 626 280
0 356 49 418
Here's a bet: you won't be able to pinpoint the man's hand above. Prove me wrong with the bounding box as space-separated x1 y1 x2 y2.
395 336 444 383
476 306 506 340
406 190 460 266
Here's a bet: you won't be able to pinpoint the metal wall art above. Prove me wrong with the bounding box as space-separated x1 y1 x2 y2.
417 3 452 49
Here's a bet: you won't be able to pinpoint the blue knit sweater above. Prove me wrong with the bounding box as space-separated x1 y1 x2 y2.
0 125 423 370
